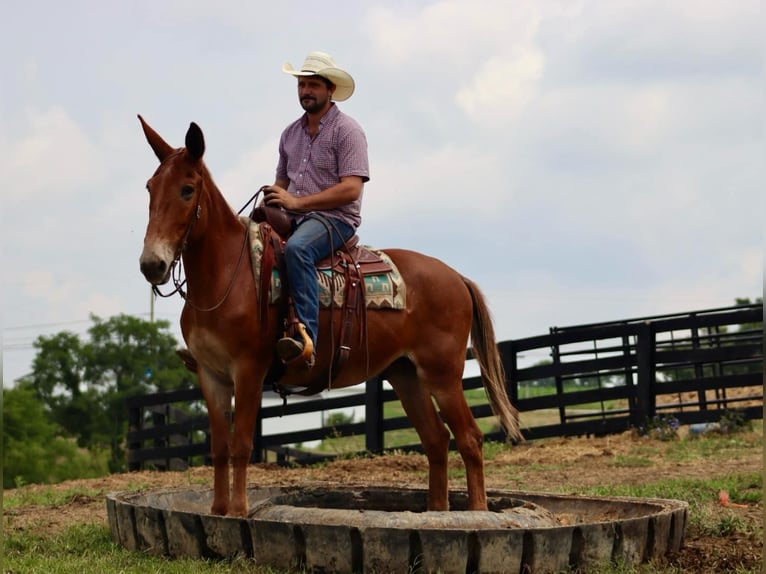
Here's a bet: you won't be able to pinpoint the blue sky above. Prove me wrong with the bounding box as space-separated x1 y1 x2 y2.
2 0 762 384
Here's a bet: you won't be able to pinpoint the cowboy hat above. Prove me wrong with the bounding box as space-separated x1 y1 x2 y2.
282 51 355 102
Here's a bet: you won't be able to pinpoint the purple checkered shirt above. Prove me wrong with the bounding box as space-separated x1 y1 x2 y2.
276 104 369 229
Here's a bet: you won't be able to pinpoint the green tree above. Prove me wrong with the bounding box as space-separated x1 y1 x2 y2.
2 382 108 488
25 314 192 473
734 297 763 334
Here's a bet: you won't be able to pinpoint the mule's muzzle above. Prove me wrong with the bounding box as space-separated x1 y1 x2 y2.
140 257 171 285
140 249 172 285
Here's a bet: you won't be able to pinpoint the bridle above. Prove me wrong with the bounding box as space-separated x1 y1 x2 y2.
151 154 260 312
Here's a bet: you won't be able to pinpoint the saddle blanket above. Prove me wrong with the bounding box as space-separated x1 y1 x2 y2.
244 219 406 309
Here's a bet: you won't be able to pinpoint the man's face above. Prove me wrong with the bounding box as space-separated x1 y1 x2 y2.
297 76 334 114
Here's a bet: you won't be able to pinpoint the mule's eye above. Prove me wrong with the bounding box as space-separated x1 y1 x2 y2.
181 185 194 200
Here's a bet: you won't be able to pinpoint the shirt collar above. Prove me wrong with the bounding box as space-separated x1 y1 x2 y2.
300 102 339 128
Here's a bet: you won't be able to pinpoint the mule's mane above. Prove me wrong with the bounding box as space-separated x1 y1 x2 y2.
196 160 238 218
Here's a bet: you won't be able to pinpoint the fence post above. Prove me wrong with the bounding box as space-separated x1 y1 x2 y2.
635 321 656 425
127 401 142 471
501 340 519 406
690 319 714 411
550 328 566 424
365 376 384 453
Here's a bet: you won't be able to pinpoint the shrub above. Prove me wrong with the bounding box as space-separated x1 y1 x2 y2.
718 409 752 434
635 414 680 441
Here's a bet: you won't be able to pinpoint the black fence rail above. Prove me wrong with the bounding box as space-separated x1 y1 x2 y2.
126 304 762 470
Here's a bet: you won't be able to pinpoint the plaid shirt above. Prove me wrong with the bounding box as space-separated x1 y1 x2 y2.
276 104 369 229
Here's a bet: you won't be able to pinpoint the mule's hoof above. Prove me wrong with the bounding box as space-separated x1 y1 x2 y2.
228 507 248 518
210 504 228 516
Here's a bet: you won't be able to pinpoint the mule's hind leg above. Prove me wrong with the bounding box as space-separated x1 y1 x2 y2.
430 386 487 510
386 360 451 511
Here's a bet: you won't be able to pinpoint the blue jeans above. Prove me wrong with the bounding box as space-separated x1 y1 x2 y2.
284 215 355 349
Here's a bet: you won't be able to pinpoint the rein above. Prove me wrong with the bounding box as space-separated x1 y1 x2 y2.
152 188 261 312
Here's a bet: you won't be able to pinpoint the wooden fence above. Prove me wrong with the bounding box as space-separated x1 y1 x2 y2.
126 304 762 471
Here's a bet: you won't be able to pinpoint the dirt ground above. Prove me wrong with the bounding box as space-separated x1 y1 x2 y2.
5 427 762 573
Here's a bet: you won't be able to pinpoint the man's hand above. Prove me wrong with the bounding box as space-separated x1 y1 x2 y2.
263 185 300 211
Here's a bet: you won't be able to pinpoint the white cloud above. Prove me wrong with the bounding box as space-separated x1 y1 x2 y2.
365 142 507 226
367 0 542 63
217 137 281 206
367 0 546 125
0 106 106 202
21 270 59 301
75 292 128 320
456 48 544 123
19 270 84 321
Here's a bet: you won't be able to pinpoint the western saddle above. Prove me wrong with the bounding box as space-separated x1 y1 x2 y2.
251 205 391 396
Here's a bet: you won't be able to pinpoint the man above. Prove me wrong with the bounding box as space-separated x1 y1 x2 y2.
262 51 370 368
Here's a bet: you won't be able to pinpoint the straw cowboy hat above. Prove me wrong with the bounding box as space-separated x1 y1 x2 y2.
282 51 355 101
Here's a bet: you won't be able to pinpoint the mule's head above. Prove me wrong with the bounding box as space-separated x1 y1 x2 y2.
138 115 207 285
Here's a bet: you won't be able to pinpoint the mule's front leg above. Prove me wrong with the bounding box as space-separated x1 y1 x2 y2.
200 375 234 516
228 372 264 517
209 423 231 516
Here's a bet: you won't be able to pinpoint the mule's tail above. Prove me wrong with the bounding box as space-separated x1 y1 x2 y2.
463 277 523 443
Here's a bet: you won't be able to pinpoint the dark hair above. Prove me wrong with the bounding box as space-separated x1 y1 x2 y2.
317 75 335 91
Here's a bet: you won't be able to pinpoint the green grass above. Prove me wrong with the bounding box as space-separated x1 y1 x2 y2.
611 455 653 468
582 471 762 505
664 431 761 461
582 471 762 536
3 486 104 509
3 523 285 573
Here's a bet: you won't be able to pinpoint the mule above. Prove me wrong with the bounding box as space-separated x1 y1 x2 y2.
137 116 521 516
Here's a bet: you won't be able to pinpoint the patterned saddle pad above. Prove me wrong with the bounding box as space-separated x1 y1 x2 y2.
243 218 406 309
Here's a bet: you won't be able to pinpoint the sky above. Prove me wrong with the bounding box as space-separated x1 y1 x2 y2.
2 0 762 385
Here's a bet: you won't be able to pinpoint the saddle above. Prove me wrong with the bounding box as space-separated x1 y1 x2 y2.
251 206 392 392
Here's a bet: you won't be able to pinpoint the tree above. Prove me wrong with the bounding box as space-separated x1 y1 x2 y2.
24 314 192 473
2 382 108 488
734 297 763 334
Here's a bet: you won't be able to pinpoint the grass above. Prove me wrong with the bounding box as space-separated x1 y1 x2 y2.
582 471 762 537
611 455 654 468
3 486 104 509
4 523 281 573
5 470 760 573
4 423 761 574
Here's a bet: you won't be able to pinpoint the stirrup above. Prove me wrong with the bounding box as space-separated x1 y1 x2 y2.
278 323 314 367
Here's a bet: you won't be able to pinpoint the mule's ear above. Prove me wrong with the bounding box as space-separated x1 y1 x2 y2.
185 122 205 162
138 115 175 162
